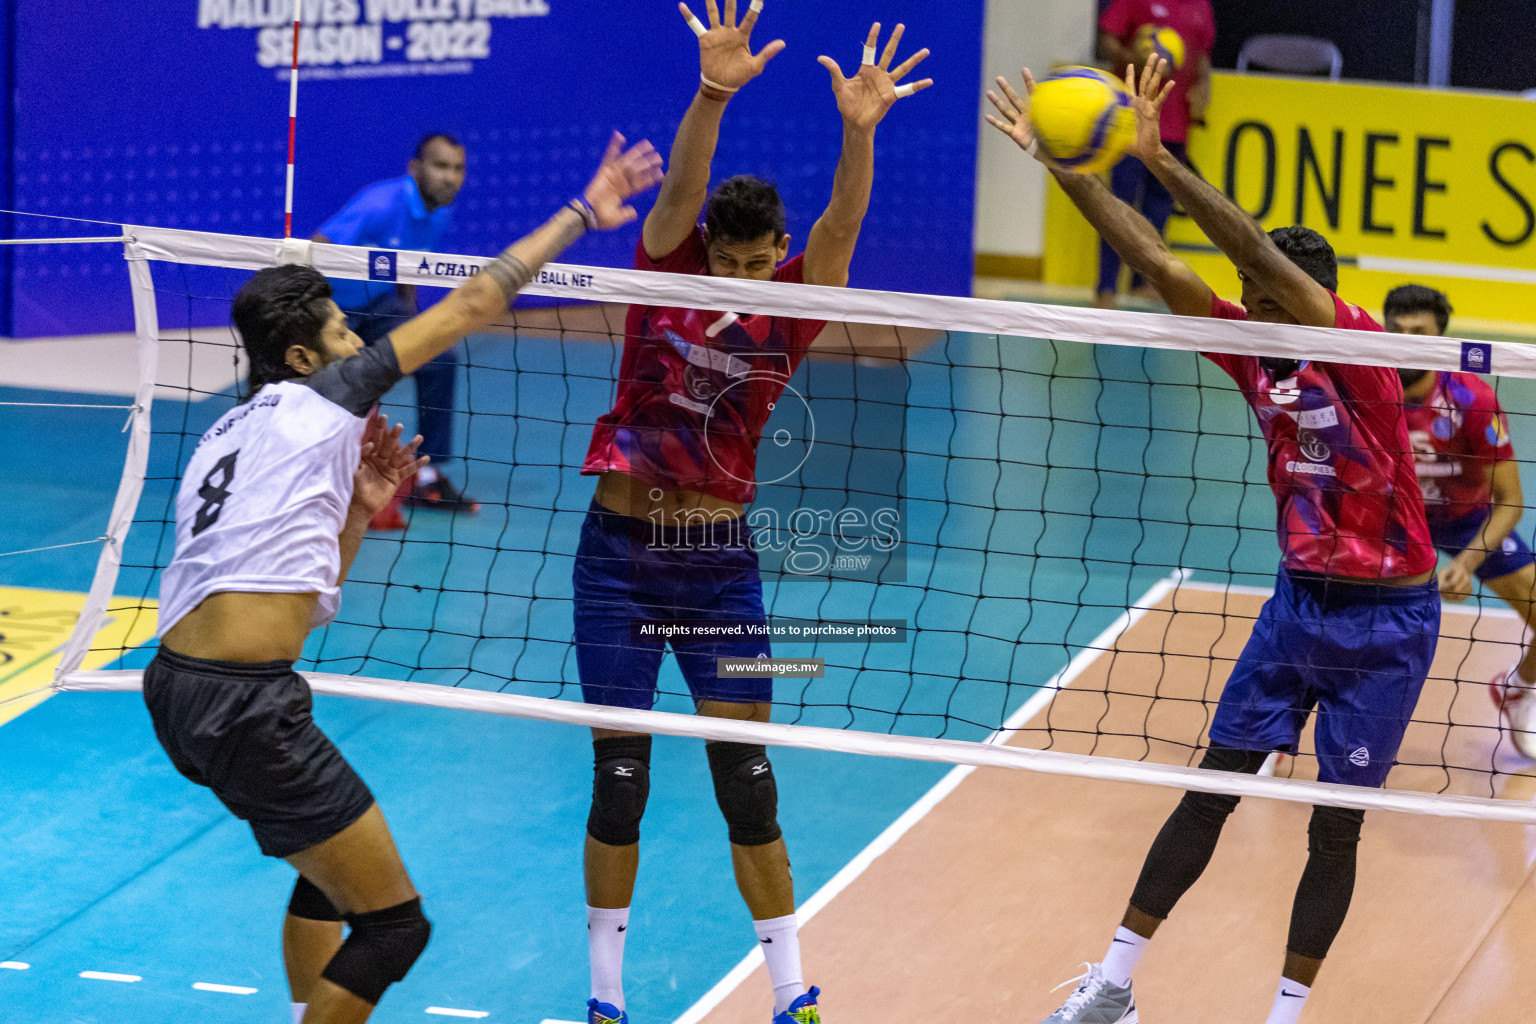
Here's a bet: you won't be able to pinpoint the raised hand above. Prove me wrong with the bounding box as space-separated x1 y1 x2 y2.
818 22 932 132
581 132 666 229
680 0 786 95
1126 57 1175 161
985 68 1043 160
352 414 426 517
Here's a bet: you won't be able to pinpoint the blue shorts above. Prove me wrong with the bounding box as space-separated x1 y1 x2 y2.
1210 569 1440 787
572 502 772 709
1429 510 1536 582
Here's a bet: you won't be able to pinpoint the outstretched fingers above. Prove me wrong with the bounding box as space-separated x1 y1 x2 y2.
740 0 763 35
723 0 736 26
996 72 1027 114
986 88 1019 123
1137 56 1169 104
861 22 880 66
620 141 664 192
890 46 930 82
892 78 933 99
679 2 707 37
817 54 846 85
983 113 1019 139
879 23 905 70
600 130 625 166
753 36 787 71
703 0 721 28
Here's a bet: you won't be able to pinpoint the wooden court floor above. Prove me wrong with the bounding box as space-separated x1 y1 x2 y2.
698 582 1536 1023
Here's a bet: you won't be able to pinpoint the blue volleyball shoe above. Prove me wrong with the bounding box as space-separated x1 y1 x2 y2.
771 987 821 1024
587 998 628 1024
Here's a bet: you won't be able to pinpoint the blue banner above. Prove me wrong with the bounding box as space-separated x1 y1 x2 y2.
5 0 981 337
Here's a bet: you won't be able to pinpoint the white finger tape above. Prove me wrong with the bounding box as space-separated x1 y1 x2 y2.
893 83 915 98
685 12 707 36
749 0 763 11
862 44 877 65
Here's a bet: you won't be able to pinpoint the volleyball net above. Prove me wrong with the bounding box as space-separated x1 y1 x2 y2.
30 223 1536 823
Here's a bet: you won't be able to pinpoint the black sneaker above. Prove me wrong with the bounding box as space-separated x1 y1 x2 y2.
405 475 480 514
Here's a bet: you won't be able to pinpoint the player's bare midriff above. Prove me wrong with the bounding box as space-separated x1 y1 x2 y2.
161 590 317 663
594 469 745 523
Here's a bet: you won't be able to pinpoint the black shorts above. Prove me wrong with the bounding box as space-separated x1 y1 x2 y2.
143 647 375 858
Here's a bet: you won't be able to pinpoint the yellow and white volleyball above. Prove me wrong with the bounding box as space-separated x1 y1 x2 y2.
1134 24 1186 71
1027 67 1136 175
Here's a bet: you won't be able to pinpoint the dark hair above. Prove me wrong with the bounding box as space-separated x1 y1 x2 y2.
413 132 463 160
1383 283 1453 333
232 265 333 396
704 175 787 244
1268 225 1338 292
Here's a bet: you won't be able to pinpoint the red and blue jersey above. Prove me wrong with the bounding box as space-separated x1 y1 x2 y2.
1403 371 1514 529
1204 294 1435 580
582 228 828 503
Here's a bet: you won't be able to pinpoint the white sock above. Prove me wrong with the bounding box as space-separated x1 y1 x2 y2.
417 463 440 485
1264 978 1310 1024
291 1003 306 1024
587 905 630 1010
753 914 805 1015
1101 926 1148 986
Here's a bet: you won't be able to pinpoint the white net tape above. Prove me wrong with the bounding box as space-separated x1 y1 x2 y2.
38 225 1536 824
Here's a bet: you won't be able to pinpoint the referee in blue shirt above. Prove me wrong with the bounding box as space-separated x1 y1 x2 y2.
313 132 477 513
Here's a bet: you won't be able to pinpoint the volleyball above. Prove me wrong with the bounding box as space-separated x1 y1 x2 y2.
1028 66 1136 175
1134 24 1186 71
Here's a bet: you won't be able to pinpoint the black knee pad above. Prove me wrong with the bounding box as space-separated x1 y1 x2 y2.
1178 745 1269 823
587 735 652 847
1198 743 1273 775
288 874 343 922
707 741 781 846
1308 804 1365 856
320 897 431 1006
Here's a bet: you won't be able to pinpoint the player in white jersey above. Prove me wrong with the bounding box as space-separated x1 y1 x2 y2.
145 133 662 1024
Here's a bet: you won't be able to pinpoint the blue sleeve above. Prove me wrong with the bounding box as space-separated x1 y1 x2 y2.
319 187 385 246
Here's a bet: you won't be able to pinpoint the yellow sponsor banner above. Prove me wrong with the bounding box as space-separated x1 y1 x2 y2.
0 587 158 726
1044 72 1536 333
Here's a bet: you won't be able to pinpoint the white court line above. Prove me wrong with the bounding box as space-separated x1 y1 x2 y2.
426 1008 490 1019
0 962 29 970
193 982 258 995
79 971 141 983
669 570 1188 1024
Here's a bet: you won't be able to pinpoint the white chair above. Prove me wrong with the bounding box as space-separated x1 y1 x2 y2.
1236 35 1343 79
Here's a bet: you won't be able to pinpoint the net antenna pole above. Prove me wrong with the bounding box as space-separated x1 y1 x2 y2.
53 233 160 687
283 0 303 238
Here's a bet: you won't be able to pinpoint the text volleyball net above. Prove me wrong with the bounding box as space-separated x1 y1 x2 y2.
94 228 1536 806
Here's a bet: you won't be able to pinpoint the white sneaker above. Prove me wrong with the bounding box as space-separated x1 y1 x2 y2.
1039 963 1138 1024
1491 666 1536 759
